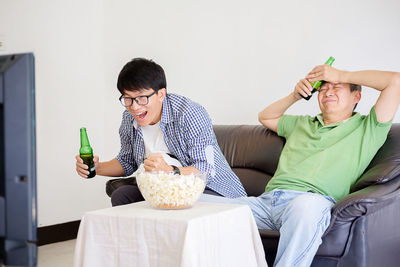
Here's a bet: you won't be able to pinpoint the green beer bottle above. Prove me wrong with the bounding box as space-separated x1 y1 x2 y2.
303 56 335 100
80 127 96 178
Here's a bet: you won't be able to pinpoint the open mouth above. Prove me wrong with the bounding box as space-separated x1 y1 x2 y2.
135 111 147 120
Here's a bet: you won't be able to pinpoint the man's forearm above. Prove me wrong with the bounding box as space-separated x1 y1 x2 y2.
178 166 199 175
341 70 399 92
96 159 125 177
164 164 199 175
258 92 299 121
340 69 400 123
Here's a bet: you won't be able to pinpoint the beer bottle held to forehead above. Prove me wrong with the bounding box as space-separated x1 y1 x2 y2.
80 127 96 178
303 56 335 100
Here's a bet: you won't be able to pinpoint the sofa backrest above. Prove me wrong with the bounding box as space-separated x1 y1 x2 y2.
214 123 400 196
351 123 400 192
213 125 285 196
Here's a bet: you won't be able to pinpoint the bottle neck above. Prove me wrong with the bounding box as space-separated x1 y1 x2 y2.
80 128 92 154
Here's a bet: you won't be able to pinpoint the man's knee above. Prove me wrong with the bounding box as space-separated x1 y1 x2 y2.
111 185 144 206
284 193 333 227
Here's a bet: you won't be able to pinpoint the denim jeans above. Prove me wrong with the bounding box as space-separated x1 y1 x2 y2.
199 189 335 267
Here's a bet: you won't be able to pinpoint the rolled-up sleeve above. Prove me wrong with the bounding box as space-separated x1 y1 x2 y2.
182 105 217 182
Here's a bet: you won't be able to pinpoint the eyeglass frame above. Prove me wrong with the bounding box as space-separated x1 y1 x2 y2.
118 90 157 107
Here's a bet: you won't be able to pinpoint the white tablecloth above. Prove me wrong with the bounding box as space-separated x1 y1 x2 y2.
74 201 268 267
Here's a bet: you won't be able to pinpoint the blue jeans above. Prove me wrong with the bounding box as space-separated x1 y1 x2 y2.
199 189 335 267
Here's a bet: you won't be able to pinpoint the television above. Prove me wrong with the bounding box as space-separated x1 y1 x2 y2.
0 53 37 267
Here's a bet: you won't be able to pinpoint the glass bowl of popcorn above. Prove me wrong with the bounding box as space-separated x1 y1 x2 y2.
136 171 207 209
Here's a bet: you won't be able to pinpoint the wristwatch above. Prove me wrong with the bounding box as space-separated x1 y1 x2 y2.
171 165 181 175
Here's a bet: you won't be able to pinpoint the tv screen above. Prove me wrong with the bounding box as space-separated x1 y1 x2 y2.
0 53 37 267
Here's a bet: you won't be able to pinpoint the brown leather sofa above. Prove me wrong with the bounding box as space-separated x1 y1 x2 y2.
106 124 400 267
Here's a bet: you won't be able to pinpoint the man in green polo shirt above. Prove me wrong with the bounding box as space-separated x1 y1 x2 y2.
200 64 400 267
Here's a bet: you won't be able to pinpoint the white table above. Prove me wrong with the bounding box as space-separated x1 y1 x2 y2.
74 201 268 267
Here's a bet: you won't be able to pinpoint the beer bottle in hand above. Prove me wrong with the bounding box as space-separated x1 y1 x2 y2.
80 127 96 178
303 56 335 100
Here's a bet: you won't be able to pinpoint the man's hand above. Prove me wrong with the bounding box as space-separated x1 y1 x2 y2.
75 154 99 178
144 153 173 172
293 78 314 99
306 65 343 85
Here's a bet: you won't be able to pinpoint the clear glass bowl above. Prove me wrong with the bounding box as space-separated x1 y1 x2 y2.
136 171 207 209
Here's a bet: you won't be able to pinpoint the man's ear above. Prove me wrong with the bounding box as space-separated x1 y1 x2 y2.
157 88 167 101
353 90 361 105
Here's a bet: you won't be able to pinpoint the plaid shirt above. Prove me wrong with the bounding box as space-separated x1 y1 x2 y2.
115 93 247 198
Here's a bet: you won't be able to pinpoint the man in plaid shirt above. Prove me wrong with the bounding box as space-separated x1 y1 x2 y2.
75 58 246 205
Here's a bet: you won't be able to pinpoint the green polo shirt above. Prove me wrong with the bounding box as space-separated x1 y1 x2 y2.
265 107 392 201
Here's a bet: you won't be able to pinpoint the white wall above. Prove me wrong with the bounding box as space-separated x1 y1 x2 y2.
0 0 111 226
1 0 400 226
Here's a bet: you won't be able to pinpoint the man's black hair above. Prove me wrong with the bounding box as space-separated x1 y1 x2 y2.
350 84 362 93
117 58 167 94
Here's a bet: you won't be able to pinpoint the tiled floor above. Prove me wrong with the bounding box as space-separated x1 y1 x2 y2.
37 239 76 267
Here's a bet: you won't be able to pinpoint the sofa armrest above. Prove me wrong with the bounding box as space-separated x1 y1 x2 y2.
323 175 400 235
105 177 137 197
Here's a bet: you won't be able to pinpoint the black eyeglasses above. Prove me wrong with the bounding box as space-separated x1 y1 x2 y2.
119 91 156 107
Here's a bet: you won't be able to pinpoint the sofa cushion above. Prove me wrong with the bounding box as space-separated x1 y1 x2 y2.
213 125 284 176
232 168 272 197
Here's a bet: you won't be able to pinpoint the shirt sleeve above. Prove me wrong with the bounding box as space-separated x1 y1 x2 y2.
363 106 392 154
277 114 302 138
181 104 217 181
115 111 137 176
368 105 393 128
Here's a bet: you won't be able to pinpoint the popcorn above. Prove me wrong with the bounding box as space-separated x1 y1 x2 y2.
136 172 206 209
